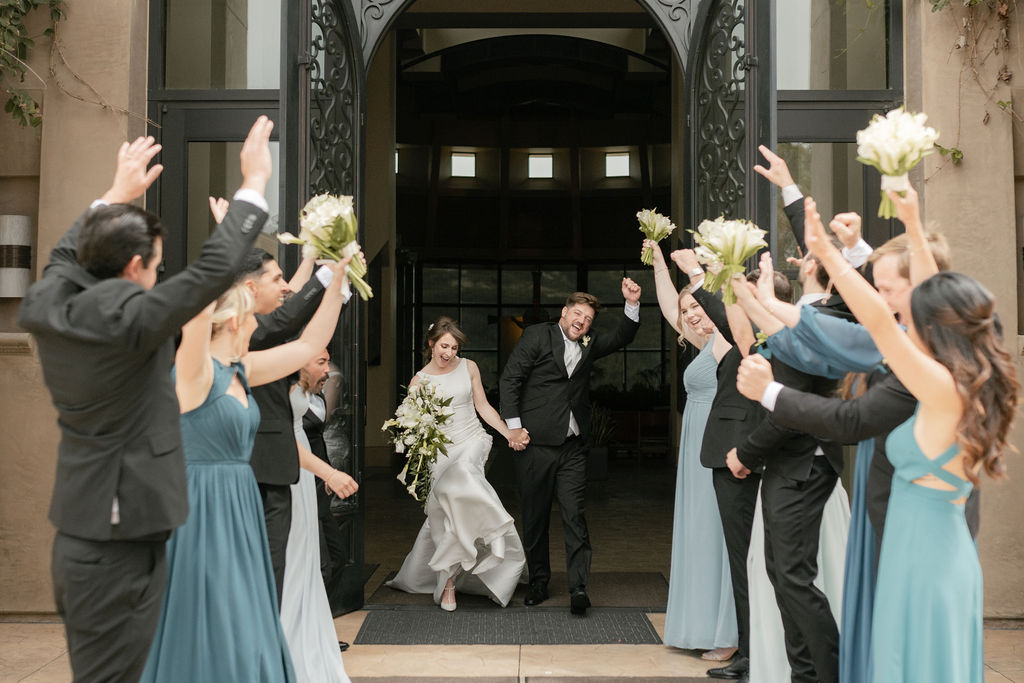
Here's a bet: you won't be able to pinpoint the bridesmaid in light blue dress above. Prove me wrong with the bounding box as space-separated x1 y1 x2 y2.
647 241 737 657
801 191 1018 683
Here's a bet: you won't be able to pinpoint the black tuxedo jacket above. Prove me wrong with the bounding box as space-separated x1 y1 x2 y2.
499 312 639 447
771 368 980 539
249 276 327 486
692 286 765 469
19 199 267 540
302 401 329 463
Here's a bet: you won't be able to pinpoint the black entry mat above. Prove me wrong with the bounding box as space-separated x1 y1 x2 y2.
367 571 669 610
525 679 707 682
354 607 662 645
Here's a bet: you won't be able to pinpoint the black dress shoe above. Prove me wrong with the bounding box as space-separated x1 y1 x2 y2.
524 583 549 606
706 655 748 679
569 588 591 616
338 641 349 652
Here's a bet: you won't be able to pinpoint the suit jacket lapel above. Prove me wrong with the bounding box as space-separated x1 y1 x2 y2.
550 324 568 378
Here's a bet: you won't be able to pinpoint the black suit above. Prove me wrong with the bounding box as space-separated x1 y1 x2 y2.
499 312 639 590
249 275 327 603
771 369 981 563
736 306 843 683
302 397 348 615
18 199 266 682
691 285 764 660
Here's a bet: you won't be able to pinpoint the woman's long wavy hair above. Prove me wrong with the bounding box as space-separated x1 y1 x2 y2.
910 272 1019 484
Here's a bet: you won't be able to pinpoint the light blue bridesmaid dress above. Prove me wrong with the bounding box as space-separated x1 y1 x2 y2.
872 411 982 682
663 335 737 649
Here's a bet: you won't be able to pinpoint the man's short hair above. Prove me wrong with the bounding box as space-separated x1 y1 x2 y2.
564 291 601 312
77 204 165 280
237 248 276 282
747 268 793 303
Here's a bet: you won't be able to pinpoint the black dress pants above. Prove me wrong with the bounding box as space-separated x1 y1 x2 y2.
258 482 292 608
316 485 348 615
52 532 168 683
761 458 840 683
711 466 761 659
515 435 591 591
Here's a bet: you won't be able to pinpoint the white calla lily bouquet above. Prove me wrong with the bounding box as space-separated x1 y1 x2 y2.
383 380 455 504
856 107 939 218
278 193 374 300
690 216 768 304
637 208 677 265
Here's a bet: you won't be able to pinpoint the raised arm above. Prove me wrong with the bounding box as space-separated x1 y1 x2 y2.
174 303 216 413
287 256 317 292
724 294 756 357
888 185 938 284
647 239 684 334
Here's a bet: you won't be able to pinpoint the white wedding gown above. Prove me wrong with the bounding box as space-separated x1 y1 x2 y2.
747 480 850 683
386 358 527 606
281 387 349 683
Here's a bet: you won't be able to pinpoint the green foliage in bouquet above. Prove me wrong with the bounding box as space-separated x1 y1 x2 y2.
690 216 768 304
382 380 454 505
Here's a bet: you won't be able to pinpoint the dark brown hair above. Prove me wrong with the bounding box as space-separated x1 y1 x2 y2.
564 291 601 312
424 316 469 360
909 272 1019 484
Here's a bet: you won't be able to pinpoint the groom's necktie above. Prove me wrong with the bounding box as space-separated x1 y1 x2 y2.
564 338 582 436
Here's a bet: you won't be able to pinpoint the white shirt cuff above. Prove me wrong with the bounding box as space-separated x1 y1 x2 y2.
624 301 640 322
506 418 522 430
232 188 269 212
842 238 873 269
781 184 804 207
315 264 352 302
90 199 108 208
689 276 705 293
760 381 784 411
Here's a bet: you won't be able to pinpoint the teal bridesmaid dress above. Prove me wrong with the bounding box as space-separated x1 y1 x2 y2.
142 360 295 682
872 411 982 682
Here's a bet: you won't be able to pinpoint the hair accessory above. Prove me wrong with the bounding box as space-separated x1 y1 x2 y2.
428 323 435 331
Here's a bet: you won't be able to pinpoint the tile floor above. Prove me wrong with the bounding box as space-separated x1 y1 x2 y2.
3 456 1022 681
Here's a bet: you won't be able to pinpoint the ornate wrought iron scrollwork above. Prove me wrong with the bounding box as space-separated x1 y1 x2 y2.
693 0 747 221
310 0 357 196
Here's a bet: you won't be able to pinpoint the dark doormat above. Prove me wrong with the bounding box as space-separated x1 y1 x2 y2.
366 571 669 611
351 679 517 683
354 607 662 645
524 678 708 682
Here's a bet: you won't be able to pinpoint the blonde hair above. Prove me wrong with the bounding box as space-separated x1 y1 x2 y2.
210 283 255 339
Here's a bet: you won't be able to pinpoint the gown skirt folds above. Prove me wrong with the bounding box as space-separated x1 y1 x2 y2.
663 335 738 649
141 360 295 683
387 358 527 606
871 413 982 683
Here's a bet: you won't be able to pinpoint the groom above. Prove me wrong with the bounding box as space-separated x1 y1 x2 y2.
500 279 641 615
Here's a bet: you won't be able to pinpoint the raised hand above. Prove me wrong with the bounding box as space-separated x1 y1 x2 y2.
752 144 796 189
621 277 641 305
886 184 921 230
755 252 777 305
829 212 863 249
100 136 164 204
736 353 774 402
670 248 701 277
208 196 229 224
726 447 750 479
239 115 275 195
644 238 667 268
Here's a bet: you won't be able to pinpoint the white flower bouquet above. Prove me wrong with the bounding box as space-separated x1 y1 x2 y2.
278 193 374 300
382 380 455 504
690 216 768 304
856 107 939 218
637 208 677 265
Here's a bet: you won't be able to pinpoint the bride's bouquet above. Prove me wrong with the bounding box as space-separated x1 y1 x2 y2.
636 208 677 265
278 193 374 300
382 380 455 504
856 107 939 218
690 216 768 304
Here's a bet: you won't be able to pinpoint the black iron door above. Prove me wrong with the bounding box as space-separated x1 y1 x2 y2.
282 0 367 613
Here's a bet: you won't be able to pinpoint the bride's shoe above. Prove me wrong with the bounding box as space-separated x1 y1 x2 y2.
440 583 457 612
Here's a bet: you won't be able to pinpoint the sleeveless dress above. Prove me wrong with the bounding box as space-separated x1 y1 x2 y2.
747 482 849 682
663 335 738 649
386 358 527 606
141 360 295 682
280 387 350 683
872 412 982 683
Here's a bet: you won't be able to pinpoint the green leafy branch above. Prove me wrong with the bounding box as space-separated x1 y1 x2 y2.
0 0 64 127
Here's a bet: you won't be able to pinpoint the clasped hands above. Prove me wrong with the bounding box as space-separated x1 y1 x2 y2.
507 427 531 452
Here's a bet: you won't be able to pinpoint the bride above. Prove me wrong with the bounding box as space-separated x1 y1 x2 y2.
387 316 528 610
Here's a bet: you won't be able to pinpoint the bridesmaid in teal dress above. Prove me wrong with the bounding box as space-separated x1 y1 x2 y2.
646 240 737 659
142 256 354 682
801 189 1018 683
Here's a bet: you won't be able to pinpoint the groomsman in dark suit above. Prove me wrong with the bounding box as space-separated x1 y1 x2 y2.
18 118 274 681
239 249 357 605
500 280 641 615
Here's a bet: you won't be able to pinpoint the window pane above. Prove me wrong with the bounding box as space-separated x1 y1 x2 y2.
632 311 663 349
528 155 553 179
541 269 577 305
423 267 459 303
626 352 665 393
586 268 625 307
776 0 888 90
187 141 280 263
460 307 494 350
591 353 624 393
451 153 476 177
462 268 498 304
501 269 534 305
166 0 281 89
464 351 499 393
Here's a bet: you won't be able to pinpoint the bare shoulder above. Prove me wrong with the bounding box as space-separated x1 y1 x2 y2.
463 357 479 374
408 374 422 388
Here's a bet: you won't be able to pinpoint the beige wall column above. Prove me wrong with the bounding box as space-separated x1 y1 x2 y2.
905 2 1024 617
0 0 149 612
